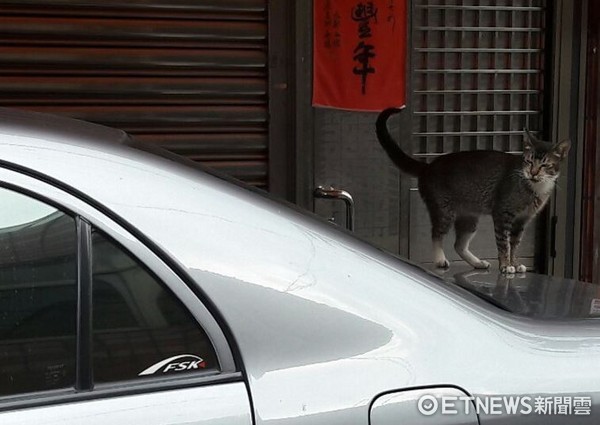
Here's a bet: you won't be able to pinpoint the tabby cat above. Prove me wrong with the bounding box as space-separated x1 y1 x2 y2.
376 108 570 273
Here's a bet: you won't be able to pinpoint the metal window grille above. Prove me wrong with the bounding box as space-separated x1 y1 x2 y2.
412 0 547 158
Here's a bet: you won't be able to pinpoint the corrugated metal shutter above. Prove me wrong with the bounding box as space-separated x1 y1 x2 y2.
408 0 548 268
0 0 268 188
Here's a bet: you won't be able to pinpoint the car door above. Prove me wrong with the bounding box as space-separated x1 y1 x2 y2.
0 168 253 425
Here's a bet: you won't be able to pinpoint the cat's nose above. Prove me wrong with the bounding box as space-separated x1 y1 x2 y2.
530 167 540 176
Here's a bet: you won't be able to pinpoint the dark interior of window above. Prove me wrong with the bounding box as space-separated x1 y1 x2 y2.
0 192 77 396
91 231 219 383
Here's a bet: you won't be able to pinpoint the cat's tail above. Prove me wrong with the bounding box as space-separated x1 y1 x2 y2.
376 108 426 177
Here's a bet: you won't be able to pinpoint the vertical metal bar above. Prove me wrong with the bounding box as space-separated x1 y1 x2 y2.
483 6 488 150
458 4 464 151
537 0 554 274
507 2 514 152
580 0 598 281
439 5 445 154
542 0 554 140
76 216 93 392
427 4 433 155
525 0 532 142
564 0 584 278
267 0 293 201
293 0 315 210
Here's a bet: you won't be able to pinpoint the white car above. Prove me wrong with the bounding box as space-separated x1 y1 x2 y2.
0 108 598 424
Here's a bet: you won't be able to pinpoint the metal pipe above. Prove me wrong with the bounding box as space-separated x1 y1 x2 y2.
313 186 355 232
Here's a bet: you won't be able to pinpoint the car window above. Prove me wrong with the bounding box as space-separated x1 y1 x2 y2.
0 188 77 396
91 231 219 383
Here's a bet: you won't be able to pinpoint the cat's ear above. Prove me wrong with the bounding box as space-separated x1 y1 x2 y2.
553 139 571 160
523 128 535 151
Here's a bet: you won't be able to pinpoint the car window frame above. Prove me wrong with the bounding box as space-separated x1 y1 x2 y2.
0 170 241 412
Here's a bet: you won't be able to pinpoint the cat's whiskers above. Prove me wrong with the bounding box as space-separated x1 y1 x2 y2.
550 175 563 191
529 174 556 195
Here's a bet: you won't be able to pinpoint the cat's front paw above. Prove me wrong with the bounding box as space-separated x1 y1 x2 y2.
435 259 450 269
515 264 527 273
473 260 491 270
500 265 516 274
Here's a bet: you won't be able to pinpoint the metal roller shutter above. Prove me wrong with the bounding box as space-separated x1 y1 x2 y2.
0 0 269 187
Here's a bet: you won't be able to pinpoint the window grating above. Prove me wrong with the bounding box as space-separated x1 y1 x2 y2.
411 0 547 158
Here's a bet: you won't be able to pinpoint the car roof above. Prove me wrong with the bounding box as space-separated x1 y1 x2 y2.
0 107 130 148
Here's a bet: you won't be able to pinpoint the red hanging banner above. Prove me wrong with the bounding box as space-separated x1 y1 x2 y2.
313 0 407 112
